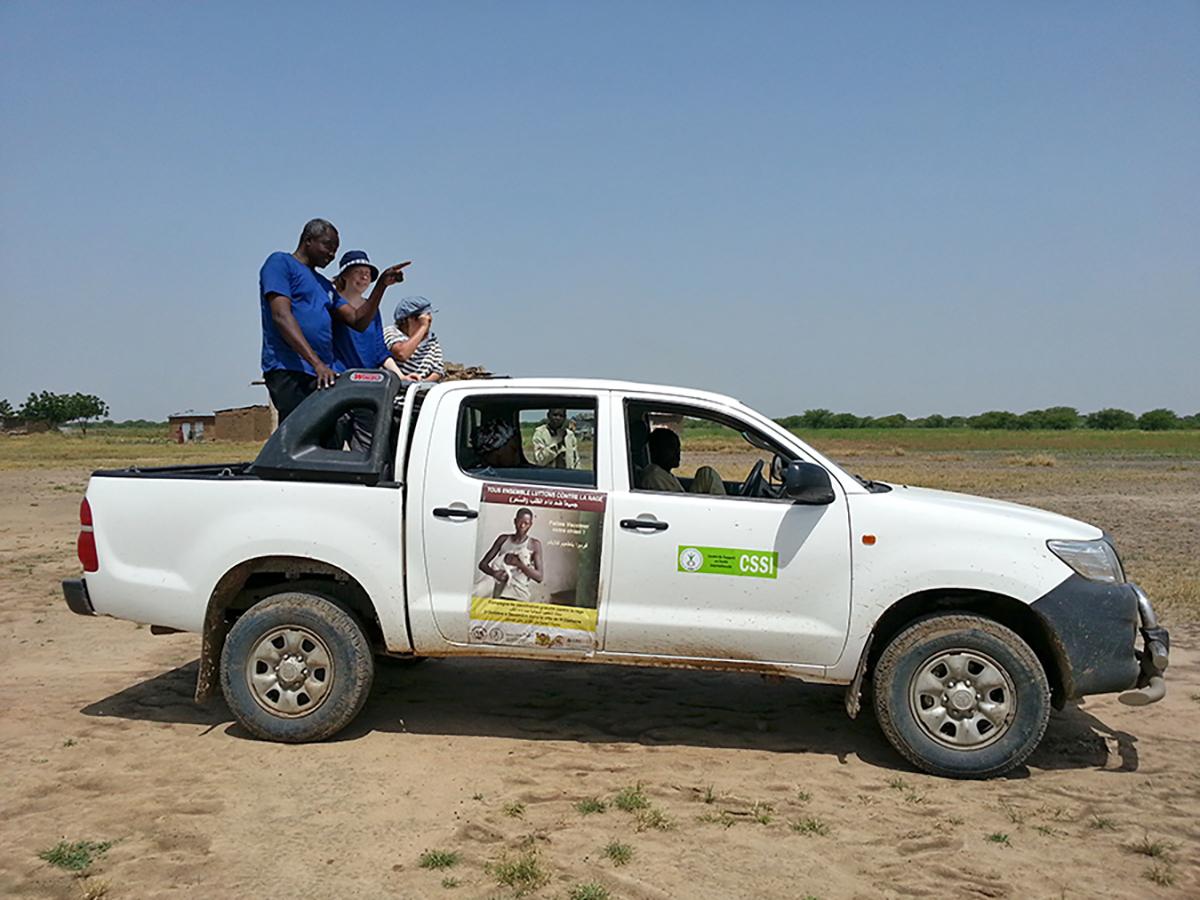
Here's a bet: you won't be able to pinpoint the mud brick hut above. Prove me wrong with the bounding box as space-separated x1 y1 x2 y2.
0 418 51 435
214 404 273 442
167 410 216 443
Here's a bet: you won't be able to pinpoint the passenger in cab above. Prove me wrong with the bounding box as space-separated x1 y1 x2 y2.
472 420 528 470
531 408 579 469
637 428 726 495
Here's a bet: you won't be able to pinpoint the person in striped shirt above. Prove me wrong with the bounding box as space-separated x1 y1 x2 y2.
384 296 446 381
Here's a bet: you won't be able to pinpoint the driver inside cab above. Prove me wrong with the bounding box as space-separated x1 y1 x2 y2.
637 428 726 495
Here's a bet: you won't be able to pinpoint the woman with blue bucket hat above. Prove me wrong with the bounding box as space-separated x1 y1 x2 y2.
330 250 407 381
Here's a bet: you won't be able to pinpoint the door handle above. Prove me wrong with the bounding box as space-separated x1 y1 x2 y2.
620 518 668 531
433 507 478 520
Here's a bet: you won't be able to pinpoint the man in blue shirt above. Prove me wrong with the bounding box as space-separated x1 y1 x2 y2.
260 219 410 421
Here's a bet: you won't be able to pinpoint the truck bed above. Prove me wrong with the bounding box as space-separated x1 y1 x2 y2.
93 462 257 479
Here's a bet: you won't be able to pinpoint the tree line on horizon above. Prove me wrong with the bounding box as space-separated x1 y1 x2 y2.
774 406 1198 431
3 393 1196 434
0 391 110 434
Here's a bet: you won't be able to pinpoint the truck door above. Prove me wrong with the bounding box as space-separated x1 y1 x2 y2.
411 388 610 649
601 396 852 666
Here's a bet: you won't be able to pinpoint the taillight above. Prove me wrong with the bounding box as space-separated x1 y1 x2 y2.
78 498 98 572
77 531 99 572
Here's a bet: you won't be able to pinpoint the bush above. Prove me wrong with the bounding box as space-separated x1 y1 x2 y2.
1038 406 1081 430
969 410 1019 429
828 412 864 428
1137 408 1178 431
800 409 835 429
770 405 1187 430
1086 408 1137 430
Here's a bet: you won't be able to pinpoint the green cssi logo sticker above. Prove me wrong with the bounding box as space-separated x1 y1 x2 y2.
677 545 778 579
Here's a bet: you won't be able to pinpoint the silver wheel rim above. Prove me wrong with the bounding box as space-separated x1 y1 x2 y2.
245 626 334 718
908 648 1016 750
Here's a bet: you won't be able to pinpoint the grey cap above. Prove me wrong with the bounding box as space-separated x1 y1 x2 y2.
393 296 438 322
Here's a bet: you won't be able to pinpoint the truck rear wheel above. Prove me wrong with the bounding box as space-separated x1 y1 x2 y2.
872 614 1050 779
220 592 375 742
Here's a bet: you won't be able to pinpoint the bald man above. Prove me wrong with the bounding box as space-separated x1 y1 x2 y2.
637 428 725 495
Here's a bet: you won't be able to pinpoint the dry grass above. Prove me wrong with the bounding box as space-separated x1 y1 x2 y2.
1001 453 1057 467
0 433 263 471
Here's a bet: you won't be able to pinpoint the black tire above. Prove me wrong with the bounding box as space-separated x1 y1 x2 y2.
220 592 375 743
872 614 1050 779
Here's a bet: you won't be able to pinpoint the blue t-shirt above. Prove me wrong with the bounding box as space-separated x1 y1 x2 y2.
259 251 347 375
332 307 390 370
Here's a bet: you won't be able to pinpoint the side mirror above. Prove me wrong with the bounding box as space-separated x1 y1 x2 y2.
783 461 835 505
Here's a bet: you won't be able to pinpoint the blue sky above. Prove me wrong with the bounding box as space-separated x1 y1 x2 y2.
1 1 1196 420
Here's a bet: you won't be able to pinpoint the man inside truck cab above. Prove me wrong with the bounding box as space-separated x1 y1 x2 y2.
531 408 579 469
637 427 725 495
471 419 529 470
259 218 411 422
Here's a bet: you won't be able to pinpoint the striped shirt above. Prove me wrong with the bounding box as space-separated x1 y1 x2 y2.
382 325 446 379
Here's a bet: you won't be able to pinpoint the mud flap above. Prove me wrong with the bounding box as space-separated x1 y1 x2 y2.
844 633 873 719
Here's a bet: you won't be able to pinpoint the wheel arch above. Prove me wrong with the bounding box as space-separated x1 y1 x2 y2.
194 555 385 702
861 588 1070 708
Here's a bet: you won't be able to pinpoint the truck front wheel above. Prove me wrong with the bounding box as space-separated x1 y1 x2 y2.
220 592 375 742
872 614 1050 778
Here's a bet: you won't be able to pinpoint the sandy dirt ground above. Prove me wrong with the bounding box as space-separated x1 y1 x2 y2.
2 460 1198 899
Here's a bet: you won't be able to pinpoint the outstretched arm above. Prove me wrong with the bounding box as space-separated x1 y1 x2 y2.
334 262 411 331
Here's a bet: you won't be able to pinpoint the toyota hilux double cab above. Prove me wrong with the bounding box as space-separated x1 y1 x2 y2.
63 373 1169 778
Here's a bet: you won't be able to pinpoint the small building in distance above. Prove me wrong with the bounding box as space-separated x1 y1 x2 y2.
0 418 51 435
214 404 273 442
168 410 216 443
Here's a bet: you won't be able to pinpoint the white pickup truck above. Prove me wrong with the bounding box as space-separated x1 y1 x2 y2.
63 373 1169 778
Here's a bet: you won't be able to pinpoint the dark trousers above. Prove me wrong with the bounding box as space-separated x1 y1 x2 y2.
264 370 316 424
340 407 375 454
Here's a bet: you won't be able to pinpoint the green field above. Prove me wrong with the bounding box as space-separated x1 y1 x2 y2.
4 426 1199 472
785 427 1200 456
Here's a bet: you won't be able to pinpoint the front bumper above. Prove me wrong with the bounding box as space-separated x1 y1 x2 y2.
1031 576 1168 705
62 578 95 617
1118 584 1169 706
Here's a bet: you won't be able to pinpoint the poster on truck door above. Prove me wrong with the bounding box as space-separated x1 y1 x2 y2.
469 483 606 650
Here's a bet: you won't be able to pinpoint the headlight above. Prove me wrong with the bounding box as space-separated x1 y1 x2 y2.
1047 539 1125 584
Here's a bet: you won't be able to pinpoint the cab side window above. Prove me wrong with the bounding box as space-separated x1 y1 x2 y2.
457 395 598 488
626 401 793 500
